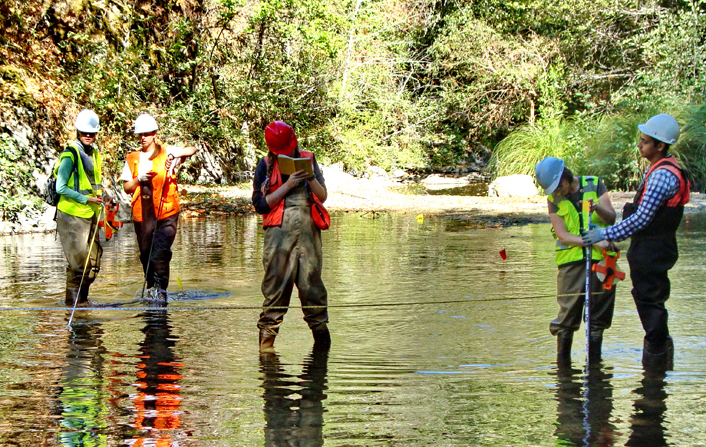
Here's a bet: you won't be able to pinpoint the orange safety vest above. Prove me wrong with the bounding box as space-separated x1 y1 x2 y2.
630 155 690 238
262 150 315 228
126 146 180 222
636 156 690 206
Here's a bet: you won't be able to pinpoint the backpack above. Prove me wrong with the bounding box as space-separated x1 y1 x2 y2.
45 146 80 206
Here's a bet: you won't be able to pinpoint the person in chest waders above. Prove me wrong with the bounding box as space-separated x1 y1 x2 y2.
120 113 197 306
582 114 690 370
55 109 112 306
536 157 617 365
252 121 330 352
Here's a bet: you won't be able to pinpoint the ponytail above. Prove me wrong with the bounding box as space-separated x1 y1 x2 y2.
149 137 166 160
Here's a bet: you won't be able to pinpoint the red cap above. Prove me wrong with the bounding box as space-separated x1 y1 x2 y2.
264 121 298 155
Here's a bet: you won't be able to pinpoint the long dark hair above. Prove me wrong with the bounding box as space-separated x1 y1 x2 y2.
266 147 300 179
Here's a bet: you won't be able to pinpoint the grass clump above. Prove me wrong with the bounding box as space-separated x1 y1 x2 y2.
489 117 586 179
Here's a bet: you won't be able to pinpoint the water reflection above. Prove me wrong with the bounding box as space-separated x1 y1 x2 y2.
126 311 184 446
626 369 668 447
56 314 109 445
260 348 329 446
552 365 616 446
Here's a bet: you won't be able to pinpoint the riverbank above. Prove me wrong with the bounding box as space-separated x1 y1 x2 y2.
3 167 706 235
178 167 706 228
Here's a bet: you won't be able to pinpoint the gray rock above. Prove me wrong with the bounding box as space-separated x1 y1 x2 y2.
392 169 406 179
488 175 539 197
421 174 468 186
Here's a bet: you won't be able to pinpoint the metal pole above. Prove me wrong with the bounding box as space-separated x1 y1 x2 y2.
583 199 592 365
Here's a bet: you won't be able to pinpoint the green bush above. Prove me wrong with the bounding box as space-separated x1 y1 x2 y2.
0 134 42 222
489 117 586 178
675 103 706 192
582 111 655 191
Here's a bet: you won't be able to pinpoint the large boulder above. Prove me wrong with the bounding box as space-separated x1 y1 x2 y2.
488 174 539 198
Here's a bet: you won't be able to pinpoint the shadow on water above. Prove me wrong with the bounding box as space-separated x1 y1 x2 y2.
260 348 329 447
391 183 489 197
1 213 704 445
551 363 670 447
54 315 109 446
54 311 187 446
625 368 669 447
552 364 617 446
123 310 185 445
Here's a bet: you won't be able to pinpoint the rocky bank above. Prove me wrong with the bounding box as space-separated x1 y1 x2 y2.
4 165 705 236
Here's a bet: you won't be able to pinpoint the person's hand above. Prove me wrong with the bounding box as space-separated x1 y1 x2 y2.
581 227 606 245
137 171 156 182
165 154 180 172
284 169 308 188
595 240 610 249
87 196 104 205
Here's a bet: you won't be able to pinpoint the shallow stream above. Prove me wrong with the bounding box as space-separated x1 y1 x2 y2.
0 212 704 446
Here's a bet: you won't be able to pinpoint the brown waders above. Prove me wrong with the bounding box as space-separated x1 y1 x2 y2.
133 179 177 306
258 186 329 351
57 210 102 305
551 261 616 364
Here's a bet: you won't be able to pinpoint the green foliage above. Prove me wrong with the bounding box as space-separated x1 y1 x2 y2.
489 117 586 178
0 135 42 222
425 9 563 162
582 111 656 191
3 0 706 190
675 103 706 192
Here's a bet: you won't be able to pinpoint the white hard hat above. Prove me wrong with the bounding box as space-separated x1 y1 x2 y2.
638 113 680 145
535 157 565 195
74 110 100 133
134 113 159 134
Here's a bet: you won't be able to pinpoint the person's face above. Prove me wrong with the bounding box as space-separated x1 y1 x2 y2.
556 178 571 196
637 133 665 163
79 131 97 146
139 131 157 150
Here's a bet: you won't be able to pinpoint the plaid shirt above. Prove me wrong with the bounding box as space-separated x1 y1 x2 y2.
604 168 680 242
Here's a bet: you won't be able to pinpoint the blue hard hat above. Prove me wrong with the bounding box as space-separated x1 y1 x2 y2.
535 157 565 195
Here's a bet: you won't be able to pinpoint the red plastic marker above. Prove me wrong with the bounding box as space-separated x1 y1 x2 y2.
499 249 507 260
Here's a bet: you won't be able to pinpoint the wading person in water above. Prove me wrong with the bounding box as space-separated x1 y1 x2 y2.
582 114 690 370
252 121 330 352
535 157 617 364
121 113 197 306
55 109 111 306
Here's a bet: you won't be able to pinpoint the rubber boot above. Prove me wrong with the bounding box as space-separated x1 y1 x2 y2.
588 336 603 364
557 333 573 366
312 324 331 351
642 336 674 371
78 284 90 305
259 328 276 353
65 288 80 306
156 288 168 307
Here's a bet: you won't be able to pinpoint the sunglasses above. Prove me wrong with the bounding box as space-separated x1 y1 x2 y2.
80 132 97 137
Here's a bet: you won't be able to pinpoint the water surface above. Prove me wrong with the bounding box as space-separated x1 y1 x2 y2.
0 212 704 446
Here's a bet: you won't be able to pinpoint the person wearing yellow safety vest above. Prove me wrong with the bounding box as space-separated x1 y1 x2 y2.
582 114 690 370
55 109 111 306
535 157 617 364
120 113 197 306
251 121 330 353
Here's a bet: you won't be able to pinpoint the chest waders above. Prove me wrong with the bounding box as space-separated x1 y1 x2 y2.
258 185 330 352
136 176 178 306
67 205 104 327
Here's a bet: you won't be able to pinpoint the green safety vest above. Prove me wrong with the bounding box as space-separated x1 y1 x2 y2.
53 143 102 218
548 176 608 266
